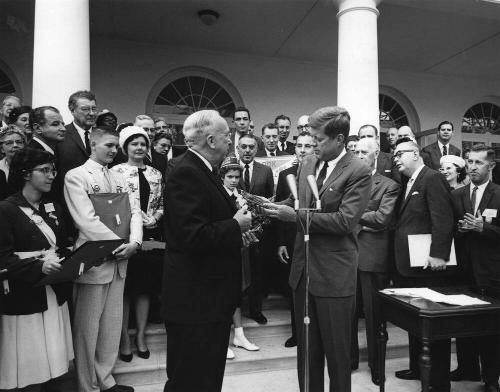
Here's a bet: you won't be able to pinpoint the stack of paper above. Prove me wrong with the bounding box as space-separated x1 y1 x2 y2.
381 288 490 306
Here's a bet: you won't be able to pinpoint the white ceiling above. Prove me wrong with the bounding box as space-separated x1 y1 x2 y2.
3 0 500 78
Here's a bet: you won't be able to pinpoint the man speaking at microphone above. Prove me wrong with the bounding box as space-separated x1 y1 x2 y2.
263 106 372 392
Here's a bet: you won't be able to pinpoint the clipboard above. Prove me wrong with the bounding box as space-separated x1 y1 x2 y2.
37 239 125 286
408 234 457 267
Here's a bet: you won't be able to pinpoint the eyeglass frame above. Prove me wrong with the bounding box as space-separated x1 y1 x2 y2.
393 149 417 159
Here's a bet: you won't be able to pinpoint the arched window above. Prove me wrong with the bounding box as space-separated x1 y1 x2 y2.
461 101 500 161
379 93 409 129
154 76 236 118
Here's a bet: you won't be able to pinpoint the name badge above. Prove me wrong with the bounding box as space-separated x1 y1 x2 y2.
44 203 55 213
483 209 497 218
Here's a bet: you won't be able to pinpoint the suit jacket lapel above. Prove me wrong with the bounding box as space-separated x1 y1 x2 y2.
319 153 351 196
249 163 260 193
68 124 87 155
461 184 473 214
372 173 382 197
399 165 427 214
301 157 316 208
477 182 494 215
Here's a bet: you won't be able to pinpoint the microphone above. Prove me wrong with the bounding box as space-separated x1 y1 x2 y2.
286 174 300 210
306 174 321 210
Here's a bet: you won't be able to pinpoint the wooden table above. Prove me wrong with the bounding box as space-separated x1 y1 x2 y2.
378 286 500 392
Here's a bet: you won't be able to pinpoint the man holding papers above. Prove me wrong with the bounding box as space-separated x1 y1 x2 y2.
451 144 500 392
392 137 455 392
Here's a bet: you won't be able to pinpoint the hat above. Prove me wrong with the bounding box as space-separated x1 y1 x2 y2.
119 126 150 151
440 154 465 169
220 155 242 171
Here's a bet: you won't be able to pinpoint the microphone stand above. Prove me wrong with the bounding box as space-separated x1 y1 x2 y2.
295 199 321 392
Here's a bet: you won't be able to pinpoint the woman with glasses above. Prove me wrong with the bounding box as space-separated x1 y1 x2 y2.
0 125 26 181
112 126 164 362
0 148 74 391
439 155 468 190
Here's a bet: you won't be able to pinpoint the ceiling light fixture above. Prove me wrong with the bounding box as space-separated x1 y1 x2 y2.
198 9 219 26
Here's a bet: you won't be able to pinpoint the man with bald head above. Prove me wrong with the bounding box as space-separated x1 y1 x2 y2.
397 125 416 142
161 110 255 392
392 137 456 392
353 138 400 385
297 115 310 133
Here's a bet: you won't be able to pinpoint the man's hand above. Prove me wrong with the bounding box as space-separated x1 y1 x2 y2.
277 246 290 264
262 203 296 222
234 205 252 232
242 231 259 247
463 213 484 232
113 242 140 260
423 256 447 271
42 258 62 275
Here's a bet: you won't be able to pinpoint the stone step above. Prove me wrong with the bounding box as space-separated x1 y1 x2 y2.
113 320 409 387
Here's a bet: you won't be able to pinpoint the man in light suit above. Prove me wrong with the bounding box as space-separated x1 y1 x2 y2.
392 137 456 392
451 144 500 392
264 106 372 392
161 110 253 392
353 138 400 386
422 121 461 170
64 127 143 392
237 134 274 324
275 114 295 154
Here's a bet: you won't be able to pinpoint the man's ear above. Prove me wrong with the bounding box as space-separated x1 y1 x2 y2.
206 134 216 149
337 134 345 145
489 160 496 171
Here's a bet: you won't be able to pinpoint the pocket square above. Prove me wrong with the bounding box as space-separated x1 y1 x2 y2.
411 191 419 196
384 169 391 172
329 187 333 191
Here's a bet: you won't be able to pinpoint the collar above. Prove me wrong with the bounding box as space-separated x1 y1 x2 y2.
437 140 449 150
470 181 489 193
409 163 425 182
73 121 92 136
265 148 278 156
240 159 254 170
371 168 377 176
325 148 346 167
223 185 236 196
85 158 108 171
188 148 212 172
32 137 55 155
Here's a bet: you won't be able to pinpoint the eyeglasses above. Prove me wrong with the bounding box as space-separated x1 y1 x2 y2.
78 106 99 114
234 117 249 122
32 167 57 176
278 126 290 130
297 125 310 131
393 150 416 159
2 140 24 146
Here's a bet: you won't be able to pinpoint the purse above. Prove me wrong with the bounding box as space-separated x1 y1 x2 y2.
88 192 131 239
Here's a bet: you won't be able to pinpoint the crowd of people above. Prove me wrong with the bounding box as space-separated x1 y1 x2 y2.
0 91 499 392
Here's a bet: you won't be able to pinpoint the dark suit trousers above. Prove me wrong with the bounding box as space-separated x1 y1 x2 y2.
396 275 452 390
248 242 265 315
359 270 389 372
164 320 231 392
294 276 355 392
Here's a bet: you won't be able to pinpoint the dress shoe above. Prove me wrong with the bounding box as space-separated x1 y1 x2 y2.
226 347 235 360
134 337 150 359
351 362 359 371
395 369 420 380
102 385 134 392
284 336 297 348
233 336 259 351
450 367 481 381
484 382 500 392
250 313 268 325
371 370 380 386
118 352 133 362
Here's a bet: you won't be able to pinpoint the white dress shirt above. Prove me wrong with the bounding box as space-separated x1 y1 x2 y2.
32 137 55 155
404 163 425 198
438 141 449 156
315 148 347 180
73 122 92 148
0 158 9 179
470 181 489 215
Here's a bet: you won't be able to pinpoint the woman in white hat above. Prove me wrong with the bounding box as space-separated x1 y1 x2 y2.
112 126 164 362
439 154 468 189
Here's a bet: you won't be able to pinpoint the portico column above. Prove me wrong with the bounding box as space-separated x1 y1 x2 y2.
32 0 90 122
336 0 380 135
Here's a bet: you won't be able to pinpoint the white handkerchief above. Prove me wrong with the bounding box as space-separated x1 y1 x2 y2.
411 191 419 196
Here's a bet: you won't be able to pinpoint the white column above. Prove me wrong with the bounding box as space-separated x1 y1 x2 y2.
336 0 380 135
32 0 90 122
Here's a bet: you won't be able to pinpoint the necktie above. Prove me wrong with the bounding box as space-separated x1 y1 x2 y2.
244 164 250 191
404 177 415 199
470 186 478 215
442 145 447 156
102 167 112 192
281 142 286 151
84 130 91 156
270 151 276 157
316 161 329 190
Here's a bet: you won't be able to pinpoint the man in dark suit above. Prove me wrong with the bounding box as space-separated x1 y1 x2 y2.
275 114 295 154
275 131 316 347
237 134 274 324
451 144 500 392
28 106 66 155
255 123 286 157
265 106 372 392
392 137 456 392
358 124 401 183
161 110 254 392
353 138 400 385
228 107 263 157
422 121 461 170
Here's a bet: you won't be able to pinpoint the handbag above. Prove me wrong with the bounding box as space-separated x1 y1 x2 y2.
88 192 131 239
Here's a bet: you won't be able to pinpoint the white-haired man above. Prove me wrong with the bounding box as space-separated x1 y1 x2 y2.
161 110 255 392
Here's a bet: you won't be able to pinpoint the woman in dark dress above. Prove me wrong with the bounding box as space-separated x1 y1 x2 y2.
112 126 164 362
0 148 73 391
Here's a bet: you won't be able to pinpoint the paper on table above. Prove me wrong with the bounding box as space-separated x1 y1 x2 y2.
381 288 490 306
441 295 490 306
408 234 457 267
